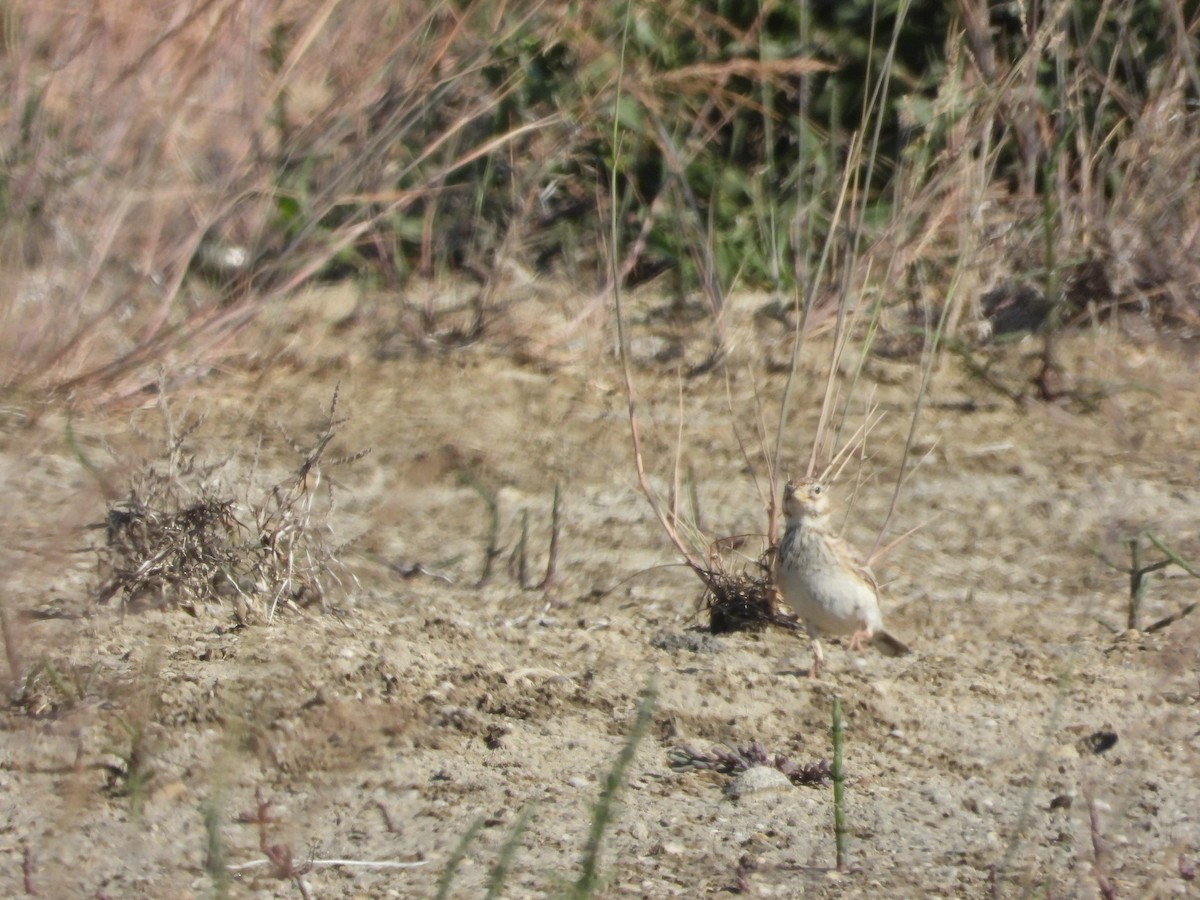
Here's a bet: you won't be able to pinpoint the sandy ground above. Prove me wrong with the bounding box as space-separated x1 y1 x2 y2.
2 282 1198 898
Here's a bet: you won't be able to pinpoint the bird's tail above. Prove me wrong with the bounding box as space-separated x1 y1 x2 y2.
872 630 911 657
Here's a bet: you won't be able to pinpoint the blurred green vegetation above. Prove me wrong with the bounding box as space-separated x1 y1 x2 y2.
1 0 1196 400
254 0 1192 301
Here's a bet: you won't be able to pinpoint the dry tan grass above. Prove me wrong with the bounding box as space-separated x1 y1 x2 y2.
0 0 549 405
88 386 367 623
2 1 1197 414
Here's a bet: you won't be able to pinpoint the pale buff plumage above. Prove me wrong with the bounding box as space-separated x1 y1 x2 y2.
773 478 909 675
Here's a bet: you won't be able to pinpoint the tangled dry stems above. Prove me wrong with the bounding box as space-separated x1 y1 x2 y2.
700 552 800 636
95 389 367 621
97 494 245 609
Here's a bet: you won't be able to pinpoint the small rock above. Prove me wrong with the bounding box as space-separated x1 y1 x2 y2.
1049 793 1073 812
726 766 793 801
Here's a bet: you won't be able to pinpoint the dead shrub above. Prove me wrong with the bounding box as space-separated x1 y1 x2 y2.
94 387 367 621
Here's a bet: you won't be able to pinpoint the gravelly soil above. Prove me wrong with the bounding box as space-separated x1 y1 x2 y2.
2 283 1198 898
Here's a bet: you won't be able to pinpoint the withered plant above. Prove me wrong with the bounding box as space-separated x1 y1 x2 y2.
95 387 367 622
700 557 801 636
668 738 831 787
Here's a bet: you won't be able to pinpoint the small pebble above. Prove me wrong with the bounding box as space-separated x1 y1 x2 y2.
726 766 793 801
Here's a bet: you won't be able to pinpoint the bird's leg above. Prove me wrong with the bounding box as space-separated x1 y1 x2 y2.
807 637 825 678
848 629 872 653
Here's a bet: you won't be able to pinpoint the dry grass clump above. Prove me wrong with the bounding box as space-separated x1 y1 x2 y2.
701 564 800 636
94 388 366 621
97 492 246 612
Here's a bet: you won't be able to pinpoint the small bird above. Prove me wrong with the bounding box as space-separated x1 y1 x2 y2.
773 477 910 676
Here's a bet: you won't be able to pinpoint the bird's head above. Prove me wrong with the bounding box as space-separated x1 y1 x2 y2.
782 477 830 522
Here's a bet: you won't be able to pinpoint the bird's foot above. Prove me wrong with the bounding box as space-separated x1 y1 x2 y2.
848 629 872 653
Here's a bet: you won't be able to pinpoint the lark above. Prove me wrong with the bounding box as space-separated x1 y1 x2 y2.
773 477 910 676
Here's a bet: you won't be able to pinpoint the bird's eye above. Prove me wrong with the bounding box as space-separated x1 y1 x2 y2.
812 483 823 495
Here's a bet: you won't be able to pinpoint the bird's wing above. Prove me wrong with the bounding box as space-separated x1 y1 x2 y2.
831 535 879 596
